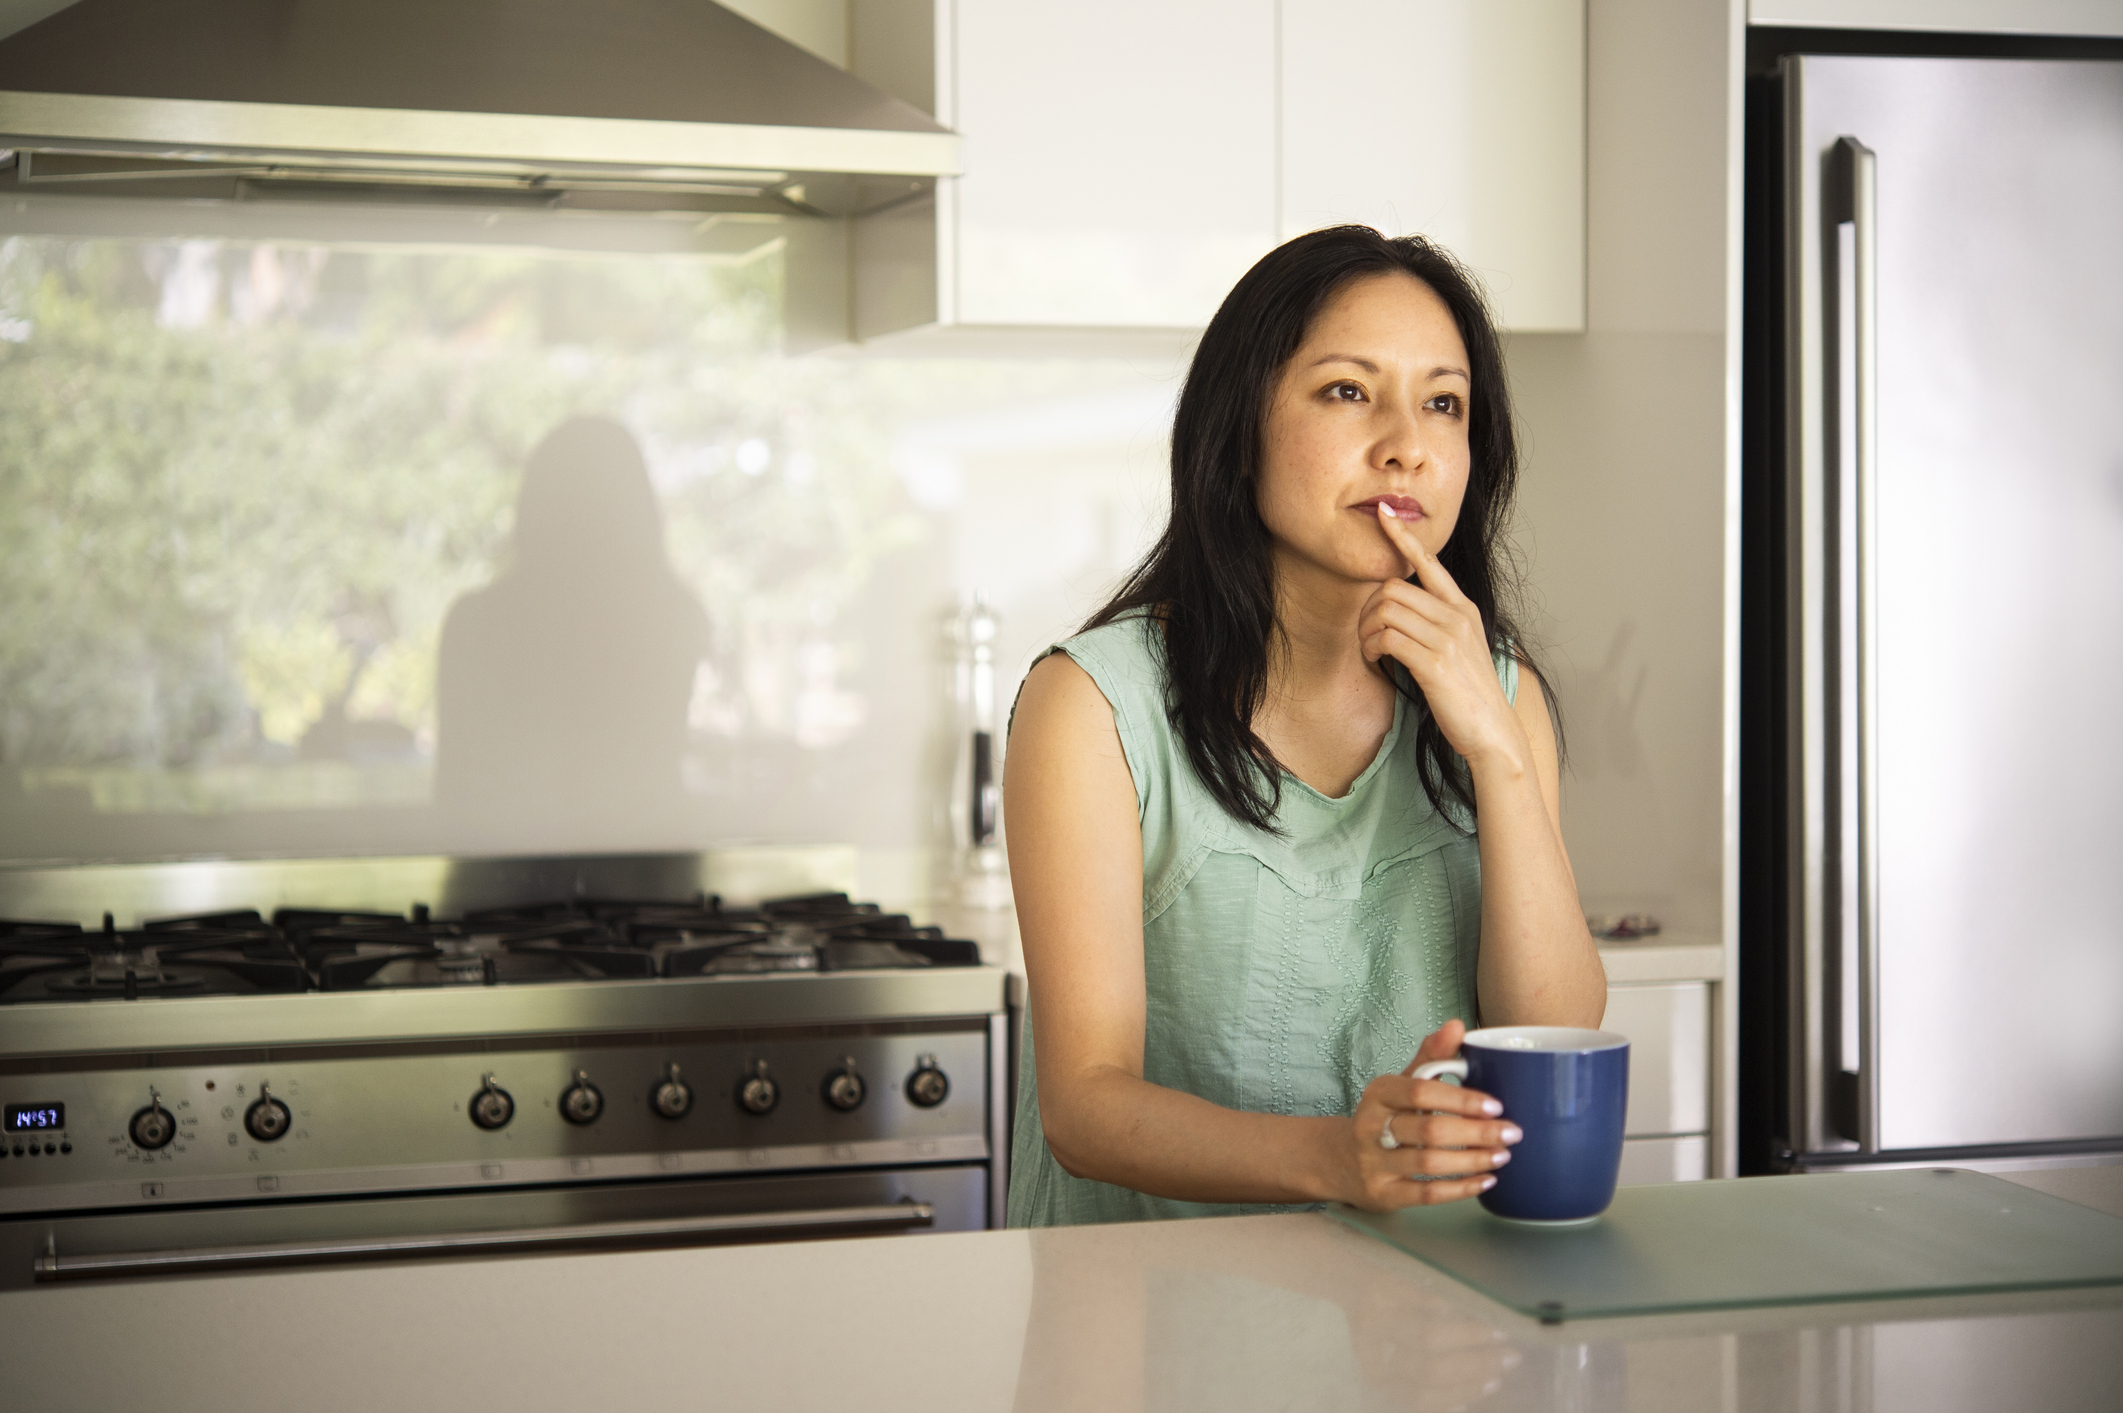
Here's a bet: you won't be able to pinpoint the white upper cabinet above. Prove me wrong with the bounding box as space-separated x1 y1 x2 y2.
1280 0 1584 332
850 0 1584 336
953 0 1277 328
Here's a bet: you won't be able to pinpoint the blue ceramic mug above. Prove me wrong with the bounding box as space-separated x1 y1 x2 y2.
1413 1026 1630 1223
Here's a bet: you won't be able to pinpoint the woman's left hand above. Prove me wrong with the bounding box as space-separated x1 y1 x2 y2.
1357 504 1528 776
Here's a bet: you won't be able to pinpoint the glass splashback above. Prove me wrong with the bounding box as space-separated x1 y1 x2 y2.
0 216 1176 864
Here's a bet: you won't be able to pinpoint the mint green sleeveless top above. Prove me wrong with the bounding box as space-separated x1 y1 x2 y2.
1006 616 1517 1227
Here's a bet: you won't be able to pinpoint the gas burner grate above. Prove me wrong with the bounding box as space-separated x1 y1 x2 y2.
0 892 982 1002
0 919 309 1001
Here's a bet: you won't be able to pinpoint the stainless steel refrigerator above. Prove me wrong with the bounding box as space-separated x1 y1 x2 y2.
1745 49 2123 1174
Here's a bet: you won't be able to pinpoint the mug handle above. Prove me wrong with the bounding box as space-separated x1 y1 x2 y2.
1411 1058 1468 1083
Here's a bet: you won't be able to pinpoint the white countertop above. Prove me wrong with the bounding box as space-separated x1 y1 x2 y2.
1597 934 1724 983
2 1169 2117 1412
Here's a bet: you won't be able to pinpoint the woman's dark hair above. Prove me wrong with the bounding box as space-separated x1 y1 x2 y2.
1084 225 1553 832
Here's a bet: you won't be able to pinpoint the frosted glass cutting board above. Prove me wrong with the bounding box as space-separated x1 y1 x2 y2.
1331 1169 2123 1322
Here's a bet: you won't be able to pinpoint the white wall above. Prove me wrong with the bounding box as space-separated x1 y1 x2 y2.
1506 0 1733 943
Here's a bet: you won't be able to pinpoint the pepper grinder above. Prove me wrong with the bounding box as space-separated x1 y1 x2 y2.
946 593 1011 910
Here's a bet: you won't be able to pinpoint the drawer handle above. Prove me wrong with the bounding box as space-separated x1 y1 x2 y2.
32 1201 934 1281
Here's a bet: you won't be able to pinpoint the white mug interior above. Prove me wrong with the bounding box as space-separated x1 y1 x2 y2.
1463 1025 1629 1053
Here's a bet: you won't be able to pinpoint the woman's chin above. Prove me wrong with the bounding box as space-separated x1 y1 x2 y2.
1336 548 1415 584
1271 535 1412 591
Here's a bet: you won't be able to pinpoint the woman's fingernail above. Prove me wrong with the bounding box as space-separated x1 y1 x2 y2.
1491 1149 1512 1167
1500 1124 1523 1144
1480 1175 1498 1191
1379 503 1398 518
1481 1099 1503 1116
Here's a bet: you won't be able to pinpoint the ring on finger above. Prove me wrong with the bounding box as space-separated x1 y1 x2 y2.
1378 1117 1401 1151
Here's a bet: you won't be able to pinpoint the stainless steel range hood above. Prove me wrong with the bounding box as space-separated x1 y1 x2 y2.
0 0 958 217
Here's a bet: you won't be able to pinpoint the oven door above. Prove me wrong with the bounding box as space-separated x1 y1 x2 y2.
1 1165 985 1290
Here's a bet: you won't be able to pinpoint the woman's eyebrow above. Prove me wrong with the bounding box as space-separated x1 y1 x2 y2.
1306 353 1381 373
1305 354 1469 383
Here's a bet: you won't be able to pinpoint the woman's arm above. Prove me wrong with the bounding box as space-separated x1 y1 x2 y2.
1358 506 1608 1029
1006 651 1515 1210
1471 673 1608 1026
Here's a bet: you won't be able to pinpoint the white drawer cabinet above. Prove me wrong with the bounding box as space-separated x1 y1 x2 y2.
846 0 1584 336
1604 978 1714 1184
1618 1135 1708 1184
1605 981 1711 1138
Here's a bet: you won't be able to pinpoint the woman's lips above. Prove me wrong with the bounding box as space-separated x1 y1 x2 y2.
1352 494 1425 519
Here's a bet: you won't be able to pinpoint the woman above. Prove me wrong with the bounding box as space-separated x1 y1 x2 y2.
1004 227 1607 1226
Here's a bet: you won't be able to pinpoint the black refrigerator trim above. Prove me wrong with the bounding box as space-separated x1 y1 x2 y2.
1738 52 1789 1177
1746 27 2123 78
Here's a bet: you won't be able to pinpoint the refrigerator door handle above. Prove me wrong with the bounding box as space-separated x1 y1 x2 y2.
1834 133 1883 1155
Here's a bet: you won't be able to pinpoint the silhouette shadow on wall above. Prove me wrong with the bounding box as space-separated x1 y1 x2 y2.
436 418 708 842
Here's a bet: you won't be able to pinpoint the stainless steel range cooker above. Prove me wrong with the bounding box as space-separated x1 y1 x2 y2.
0 853 1014 1289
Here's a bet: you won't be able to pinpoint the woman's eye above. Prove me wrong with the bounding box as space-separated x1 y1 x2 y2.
1325 381 1366 403
1427 392 1464 416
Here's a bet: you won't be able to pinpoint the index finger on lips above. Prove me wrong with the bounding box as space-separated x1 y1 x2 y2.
1372 501 1424 573
1375 504 1467 604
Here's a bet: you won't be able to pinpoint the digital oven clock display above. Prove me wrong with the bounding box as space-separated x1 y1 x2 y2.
4 1103 64 1132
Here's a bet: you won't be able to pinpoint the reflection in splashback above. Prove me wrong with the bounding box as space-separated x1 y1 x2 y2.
0 233 1176 862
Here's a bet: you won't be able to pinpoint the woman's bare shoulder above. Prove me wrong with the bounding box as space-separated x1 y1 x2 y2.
1013 650 1122 756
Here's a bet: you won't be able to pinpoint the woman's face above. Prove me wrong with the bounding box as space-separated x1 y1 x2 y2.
1256 272 1472 590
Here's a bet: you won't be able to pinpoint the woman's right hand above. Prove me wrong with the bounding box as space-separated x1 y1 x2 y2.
1337 1019 1522 1212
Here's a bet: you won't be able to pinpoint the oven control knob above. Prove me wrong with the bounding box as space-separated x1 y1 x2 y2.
470 1074 515 1131
129 1089 176 1150
244 1084 292 1142
823 1057 867 1112
905 1055 950 1109
560 1071 604 1126
650 1064 693 1120
736 1059 780 1116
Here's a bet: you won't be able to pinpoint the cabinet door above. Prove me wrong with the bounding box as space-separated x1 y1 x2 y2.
1604 982 1711 1138
1618 1135 1709 1185
952 0 1278 327
1279 0 1584 331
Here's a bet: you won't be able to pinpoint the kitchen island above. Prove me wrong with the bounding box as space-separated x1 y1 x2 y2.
2 1168 2117 1412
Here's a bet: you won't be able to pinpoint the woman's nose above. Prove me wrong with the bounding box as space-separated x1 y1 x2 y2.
1372 403 1428 472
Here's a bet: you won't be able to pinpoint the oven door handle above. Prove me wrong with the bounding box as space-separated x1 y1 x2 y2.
32 1201 935 1281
